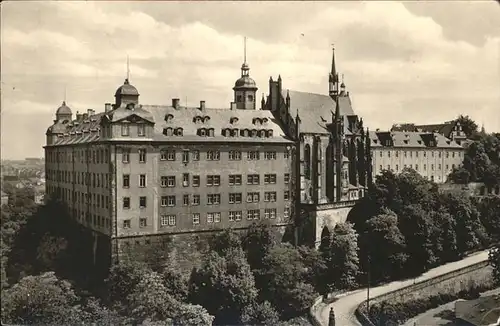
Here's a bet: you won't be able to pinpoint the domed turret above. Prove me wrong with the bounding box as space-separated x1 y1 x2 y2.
55 101 72 121
114 78 139 108
233 37 258 110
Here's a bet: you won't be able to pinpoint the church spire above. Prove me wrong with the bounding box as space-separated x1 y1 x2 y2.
329 44 339 98
241 36 250 77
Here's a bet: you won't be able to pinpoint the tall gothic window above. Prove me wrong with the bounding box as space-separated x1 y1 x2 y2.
304 144 311 180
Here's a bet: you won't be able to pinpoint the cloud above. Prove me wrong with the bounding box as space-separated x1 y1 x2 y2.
1 1 499 159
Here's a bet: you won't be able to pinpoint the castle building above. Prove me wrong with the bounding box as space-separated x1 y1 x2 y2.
263 47 371 247
44 52 294 264
368 130 465 183
391 120 470 147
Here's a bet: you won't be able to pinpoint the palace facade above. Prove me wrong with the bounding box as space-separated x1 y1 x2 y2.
44 46 370 260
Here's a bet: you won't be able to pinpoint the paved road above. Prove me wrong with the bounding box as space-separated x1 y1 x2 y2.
316 250 490 326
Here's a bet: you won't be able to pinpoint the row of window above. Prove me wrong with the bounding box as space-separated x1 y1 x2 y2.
46 148 109 164
121 124 146 137
47 170 111 188
378 150 462 159
121 207 289 229
378 163 456 172
122 173 289 188
122 190 291 209
122 149 288 163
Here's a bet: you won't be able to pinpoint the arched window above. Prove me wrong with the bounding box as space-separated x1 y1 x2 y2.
304 144 311 180
267 130 274 137
175 128 183 136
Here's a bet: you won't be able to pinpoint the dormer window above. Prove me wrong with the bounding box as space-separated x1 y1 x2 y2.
232 129 239 137
203 116 211 123
252 129 258 137
230 117 239 124
252 118 262 125
199 128 206 137
260 130 266 138
262 118 268 124
175 128 183 136
193 116 202 124
138 124 146 137
165 114 174 122
121 124 130 136
208 128 215 137
268 129 274 137
164 127 173 136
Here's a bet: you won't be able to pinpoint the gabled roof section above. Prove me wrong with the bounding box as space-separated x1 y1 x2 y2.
282 90 355 134
106 106 155 124
392 121 456 138
368 130 463 149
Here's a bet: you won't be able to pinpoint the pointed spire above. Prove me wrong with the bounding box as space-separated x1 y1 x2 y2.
286 89 290 99
244 36 247 64
126 55 130 81
335 94 341 120
331 44 337 81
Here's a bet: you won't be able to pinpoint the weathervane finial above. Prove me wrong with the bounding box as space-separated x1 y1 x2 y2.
126 55 130 80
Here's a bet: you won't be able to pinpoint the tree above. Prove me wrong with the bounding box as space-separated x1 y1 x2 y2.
322 223 360 290
432 209 460 263
162 265 189 302
241 300 280 326
477 196 500 240
1 272 82 325
360 212 408 282
105 260 151 307
448 166 471 184
398 204 437 273
489 245 500 286
241 222 279 271
258 243 317 319
210 228 242 256
455 115 478 138
189 247 257 324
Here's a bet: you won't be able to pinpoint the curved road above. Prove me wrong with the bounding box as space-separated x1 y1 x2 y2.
316 250 490 326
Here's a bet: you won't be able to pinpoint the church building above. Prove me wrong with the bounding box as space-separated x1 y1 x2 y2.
263 47 371 247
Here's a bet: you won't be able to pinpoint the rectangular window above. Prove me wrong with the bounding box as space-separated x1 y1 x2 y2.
264 208 277 219
229 174 242 185
139 218 147 227
168 215 176 226
160 215 168 226
137 124 146 137
139 196 147 208
284 190 290 201
167 176 175 187
207 212 214 224
123 174 130 188
264 151 277 160
424 164 427 171
121 124 130 136
284 173 290 184
247 151 260 160
161 196 168 207
182 150 189 163
123 219 131 228
247 209 260 220
192 150 200 161
161 176 168 187
183 173 189 187
247 192 260 203
192 213 200 225
206 175 221 186
183 194 189 206
167 150 176 161
160 150 168 161
137 149 146 163
123 197 130 209
284 151 290 159
166 195 175 207
207 194 221 205
264 191 277 202
139 174 146 188
207 150 220 161
122 149 130 163
229 150 242 161
284 207 290 218
192 195 200 205
229 193 242 204
264 174 277 184
247 174 260 185
214 212 221 223
192 175 200 187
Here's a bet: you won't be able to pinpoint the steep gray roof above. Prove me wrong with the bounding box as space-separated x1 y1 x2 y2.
283 90 355 134
49 104 292 146
369 130 463 149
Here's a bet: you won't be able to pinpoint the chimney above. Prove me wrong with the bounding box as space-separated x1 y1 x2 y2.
87 109 94 117
76 111 83 121
200 101 206 111
105 103 112 112
82 113 89 120
230 102 237 110
172 98 180 109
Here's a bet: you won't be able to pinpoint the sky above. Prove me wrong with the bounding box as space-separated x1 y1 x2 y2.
1 1 499 160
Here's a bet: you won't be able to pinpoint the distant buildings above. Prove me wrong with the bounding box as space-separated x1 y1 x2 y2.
368 130 465 183
391 119 470 146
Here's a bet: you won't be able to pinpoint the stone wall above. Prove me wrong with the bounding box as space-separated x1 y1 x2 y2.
312 201 356 248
